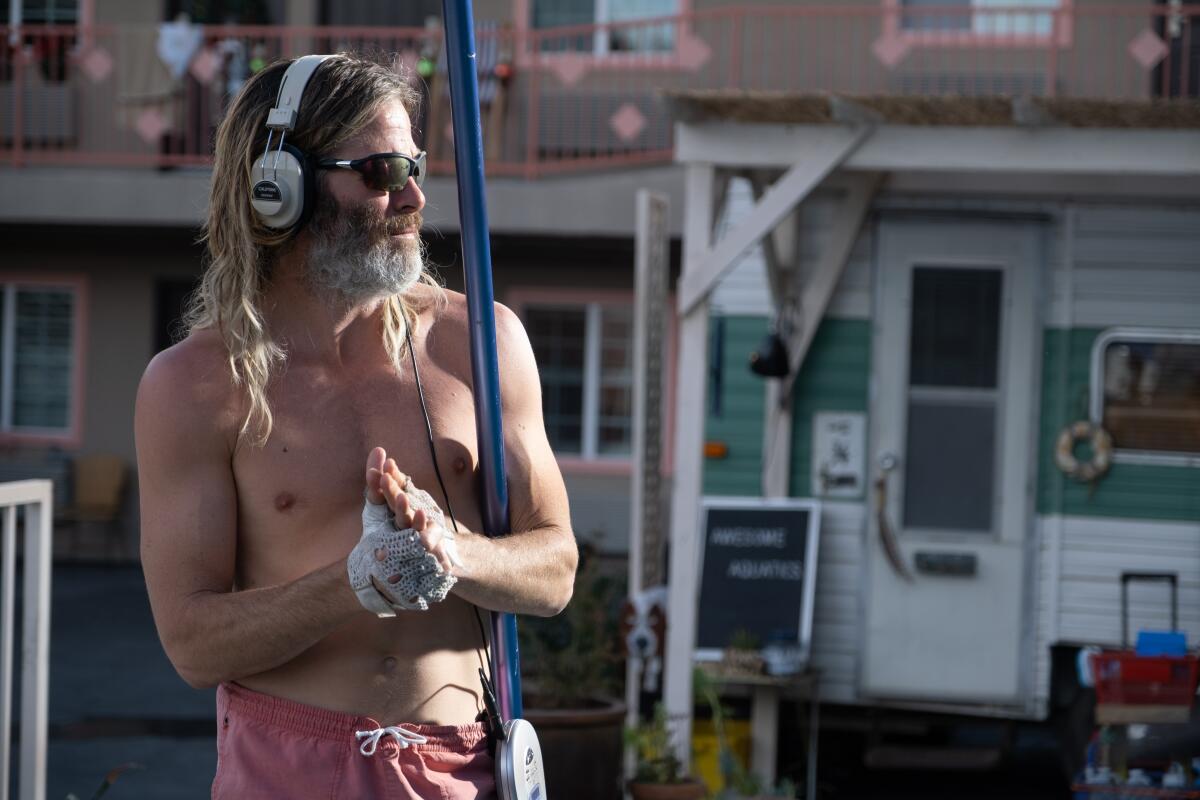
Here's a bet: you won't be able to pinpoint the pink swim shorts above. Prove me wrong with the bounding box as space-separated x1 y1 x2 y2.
213 682 496 799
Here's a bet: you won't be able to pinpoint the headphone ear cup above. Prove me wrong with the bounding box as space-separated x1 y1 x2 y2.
250 143 313 231
292 143 318 232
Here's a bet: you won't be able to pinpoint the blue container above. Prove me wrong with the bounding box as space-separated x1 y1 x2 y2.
1135 630 1187 657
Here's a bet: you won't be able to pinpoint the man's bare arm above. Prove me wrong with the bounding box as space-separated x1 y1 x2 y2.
135 340 364 688
379 303 577 617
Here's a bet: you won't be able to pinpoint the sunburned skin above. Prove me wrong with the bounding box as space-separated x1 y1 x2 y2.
137 95 576 736
232 294 495 724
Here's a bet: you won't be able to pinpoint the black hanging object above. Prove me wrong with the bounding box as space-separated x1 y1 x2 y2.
749 332 790 378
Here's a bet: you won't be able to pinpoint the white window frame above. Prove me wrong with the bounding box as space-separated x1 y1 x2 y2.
901 0 1058 33
884 0 1073 48
0 279 84 444
528 0 686 60
520 298 635 463
1 0 79 24
1089 327 1200 468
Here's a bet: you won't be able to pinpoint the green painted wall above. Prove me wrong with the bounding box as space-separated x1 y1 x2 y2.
1037 328 1200 521
703 320 1198 518
703 316 767 496
703 316 872 499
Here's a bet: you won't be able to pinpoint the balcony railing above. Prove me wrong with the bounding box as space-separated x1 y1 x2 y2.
1 4 1196 176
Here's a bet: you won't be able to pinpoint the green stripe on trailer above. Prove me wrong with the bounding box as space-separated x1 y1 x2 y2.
1037 328 1200 522
704 316 767 497
703 317 872 499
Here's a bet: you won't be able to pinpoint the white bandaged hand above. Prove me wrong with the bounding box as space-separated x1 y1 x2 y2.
396 478 464 572
347 493 458 616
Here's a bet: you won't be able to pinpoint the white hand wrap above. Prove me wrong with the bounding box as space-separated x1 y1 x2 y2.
347 483 458 616
401 479 465 571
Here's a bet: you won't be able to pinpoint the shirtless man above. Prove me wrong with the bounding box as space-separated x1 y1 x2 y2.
135 54 577 798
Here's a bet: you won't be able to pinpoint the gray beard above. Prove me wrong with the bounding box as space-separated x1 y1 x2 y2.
304 207 425 305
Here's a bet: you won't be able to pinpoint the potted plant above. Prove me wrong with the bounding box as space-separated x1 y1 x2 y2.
519 543 627 799
693 668 796 800
625 704 707 800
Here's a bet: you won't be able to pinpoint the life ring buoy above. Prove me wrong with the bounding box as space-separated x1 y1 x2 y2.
1055 421 1113 483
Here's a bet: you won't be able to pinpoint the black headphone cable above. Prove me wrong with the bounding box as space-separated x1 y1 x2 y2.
403 317 499 730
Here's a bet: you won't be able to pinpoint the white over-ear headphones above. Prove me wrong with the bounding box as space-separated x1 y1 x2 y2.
250 54 333 231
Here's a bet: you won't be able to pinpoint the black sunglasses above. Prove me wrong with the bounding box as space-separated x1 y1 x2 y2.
316 151 427 192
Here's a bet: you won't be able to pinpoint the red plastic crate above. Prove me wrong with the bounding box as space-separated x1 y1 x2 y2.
1091 651 1200 707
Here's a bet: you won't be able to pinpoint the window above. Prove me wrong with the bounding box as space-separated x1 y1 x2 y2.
1091 329 1200 465
0 282 80 438
0 0 77 24
532 0 679 54
523 302 633 458
1 0 79 82
903 267 1003 533
899 0 1060 36
164 0 273 24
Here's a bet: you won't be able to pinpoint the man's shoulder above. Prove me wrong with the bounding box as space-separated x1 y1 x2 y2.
137 329 241 431
420 288 539 407
422 288 526 352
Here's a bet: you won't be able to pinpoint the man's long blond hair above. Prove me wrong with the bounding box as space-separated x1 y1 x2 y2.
187 53 438 447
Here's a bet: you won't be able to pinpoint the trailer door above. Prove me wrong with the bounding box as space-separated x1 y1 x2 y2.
862 219 1040 706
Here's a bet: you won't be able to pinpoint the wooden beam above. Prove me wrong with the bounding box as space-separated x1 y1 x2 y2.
761 380 793 498
746 169 803 499
762 174 879 495
745 169 801 310
782 172 882 403
751 686 782 786
677 123 1200 177
678 128 872 316
712 169 732 238
664 162 716 772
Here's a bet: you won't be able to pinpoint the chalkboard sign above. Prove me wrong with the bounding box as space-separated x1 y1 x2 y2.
694 498 821 664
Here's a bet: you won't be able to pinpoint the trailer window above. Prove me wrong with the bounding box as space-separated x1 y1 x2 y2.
1091 329 1200 463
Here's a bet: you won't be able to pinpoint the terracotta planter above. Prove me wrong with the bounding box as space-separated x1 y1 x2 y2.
627 778 708 800
523 697 627 800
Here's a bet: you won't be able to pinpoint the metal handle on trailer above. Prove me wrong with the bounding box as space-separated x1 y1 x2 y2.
1119 571 1178 650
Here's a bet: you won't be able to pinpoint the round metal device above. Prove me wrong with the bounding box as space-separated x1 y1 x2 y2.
496 718 547 800
250 150 304 229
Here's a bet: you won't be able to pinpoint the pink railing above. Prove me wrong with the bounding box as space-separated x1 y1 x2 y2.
1 5 1196 175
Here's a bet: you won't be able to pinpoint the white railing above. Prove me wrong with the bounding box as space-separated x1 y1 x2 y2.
0 480 52 800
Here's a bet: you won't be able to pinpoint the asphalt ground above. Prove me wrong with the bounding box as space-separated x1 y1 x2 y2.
6 564 1075 799
11 563 216 799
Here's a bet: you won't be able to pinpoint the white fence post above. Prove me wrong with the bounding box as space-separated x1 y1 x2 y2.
0 479 54 800
1 506 15 798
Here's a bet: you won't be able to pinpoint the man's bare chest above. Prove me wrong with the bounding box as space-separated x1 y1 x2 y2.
232 364 483 571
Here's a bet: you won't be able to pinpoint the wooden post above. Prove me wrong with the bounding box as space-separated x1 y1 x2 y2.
628 189 671 599
626 188 670 775
664 163 716 770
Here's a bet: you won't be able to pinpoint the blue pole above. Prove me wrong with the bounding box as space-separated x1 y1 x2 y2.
440 0 523 721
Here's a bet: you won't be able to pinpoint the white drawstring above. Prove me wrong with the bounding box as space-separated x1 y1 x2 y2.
355 725 428 756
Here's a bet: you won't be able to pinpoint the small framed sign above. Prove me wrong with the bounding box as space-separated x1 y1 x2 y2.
694 497 821 666
811 412 866 499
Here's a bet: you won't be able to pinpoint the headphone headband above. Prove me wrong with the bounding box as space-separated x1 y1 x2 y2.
251 54 332 231
266 54 333 132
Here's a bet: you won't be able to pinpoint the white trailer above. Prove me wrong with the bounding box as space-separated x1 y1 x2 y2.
657 96 1200 775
